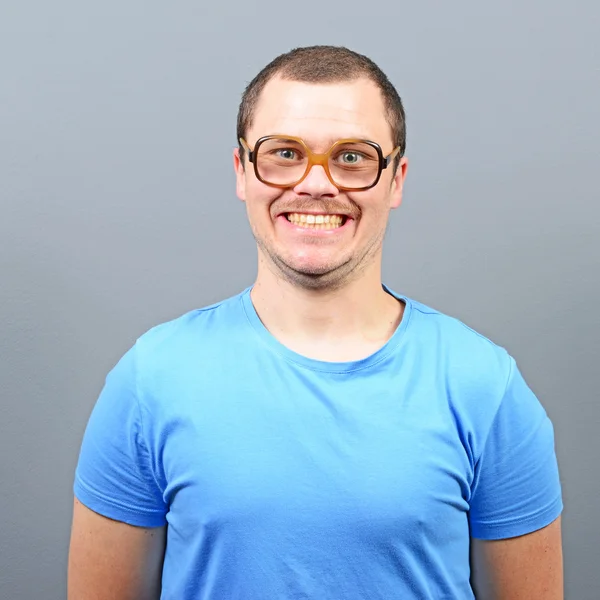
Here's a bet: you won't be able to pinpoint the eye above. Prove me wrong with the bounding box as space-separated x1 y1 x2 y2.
276 148 298 160
339 151 363 164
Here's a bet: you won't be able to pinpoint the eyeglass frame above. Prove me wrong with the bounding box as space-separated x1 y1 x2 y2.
239 134 402 192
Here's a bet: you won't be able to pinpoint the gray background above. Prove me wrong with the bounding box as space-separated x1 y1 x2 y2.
1 1 598 598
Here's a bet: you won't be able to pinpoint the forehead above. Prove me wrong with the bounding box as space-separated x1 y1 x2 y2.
248 77 393 150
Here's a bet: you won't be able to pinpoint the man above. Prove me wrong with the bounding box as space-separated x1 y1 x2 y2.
68 45 563 599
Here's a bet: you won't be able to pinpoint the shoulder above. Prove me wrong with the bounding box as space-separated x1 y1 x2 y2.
405 295 512 381
400 295 551 467
399 294 518 432
132 288 249 370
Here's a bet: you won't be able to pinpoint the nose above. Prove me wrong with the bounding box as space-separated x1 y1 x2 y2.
293 164 339 198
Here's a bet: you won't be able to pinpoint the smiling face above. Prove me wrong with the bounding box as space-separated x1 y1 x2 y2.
234 76 408 291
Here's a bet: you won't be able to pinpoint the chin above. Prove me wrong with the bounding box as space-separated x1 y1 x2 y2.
276 256 355 290
285 249 344 271
285 257 339 277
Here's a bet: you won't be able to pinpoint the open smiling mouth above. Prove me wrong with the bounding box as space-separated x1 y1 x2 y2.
284 212 348 230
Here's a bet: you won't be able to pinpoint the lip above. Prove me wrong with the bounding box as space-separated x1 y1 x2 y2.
276 214 353 235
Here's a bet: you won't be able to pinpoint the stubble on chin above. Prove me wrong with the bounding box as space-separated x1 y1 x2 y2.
255 234 384 292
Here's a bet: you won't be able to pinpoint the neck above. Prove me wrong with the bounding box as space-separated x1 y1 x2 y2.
249 258 404 361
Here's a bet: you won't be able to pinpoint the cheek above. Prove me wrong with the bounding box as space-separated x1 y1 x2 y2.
244 182 283 219
349 191 390 225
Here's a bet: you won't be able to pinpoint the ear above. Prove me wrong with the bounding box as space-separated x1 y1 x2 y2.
389 157 408 210
233 147 246 202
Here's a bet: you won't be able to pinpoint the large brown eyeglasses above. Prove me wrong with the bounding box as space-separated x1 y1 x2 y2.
239 135 401 192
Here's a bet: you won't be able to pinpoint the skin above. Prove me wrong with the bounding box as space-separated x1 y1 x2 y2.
67 75 564 599
471 516 564 599
67 498 166 599
233 76 408 362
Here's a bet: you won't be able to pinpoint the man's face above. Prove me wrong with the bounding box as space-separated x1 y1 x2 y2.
234 76 408 290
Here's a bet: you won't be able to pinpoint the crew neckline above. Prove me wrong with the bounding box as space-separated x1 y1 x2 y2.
239 284 413 374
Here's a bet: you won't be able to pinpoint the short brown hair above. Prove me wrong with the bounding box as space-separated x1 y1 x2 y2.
236 45 406 172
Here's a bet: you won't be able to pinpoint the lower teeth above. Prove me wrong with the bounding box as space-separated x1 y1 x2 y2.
296 223 338 229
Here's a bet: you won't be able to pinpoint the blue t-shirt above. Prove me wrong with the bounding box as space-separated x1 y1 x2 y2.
73 285 563 599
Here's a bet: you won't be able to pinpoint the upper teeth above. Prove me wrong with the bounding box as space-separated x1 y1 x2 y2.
287 213 343 225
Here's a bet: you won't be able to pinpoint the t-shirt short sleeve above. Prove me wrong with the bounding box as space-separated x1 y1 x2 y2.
469 357 563 540
73 344 168 527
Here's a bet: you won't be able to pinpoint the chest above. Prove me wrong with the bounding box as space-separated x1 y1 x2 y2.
155 366 474 544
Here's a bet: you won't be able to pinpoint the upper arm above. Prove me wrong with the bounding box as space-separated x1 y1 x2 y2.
470 516 563 599
467 358 564 597
70 345 168 598
68 497 167 600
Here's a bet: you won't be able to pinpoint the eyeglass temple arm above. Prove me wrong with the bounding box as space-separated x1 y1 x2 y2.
239 138 254 162
383 146 401 168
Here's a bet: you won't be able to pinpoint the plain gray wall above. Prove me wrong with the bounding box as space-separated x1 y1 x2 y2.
1 1 598 598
